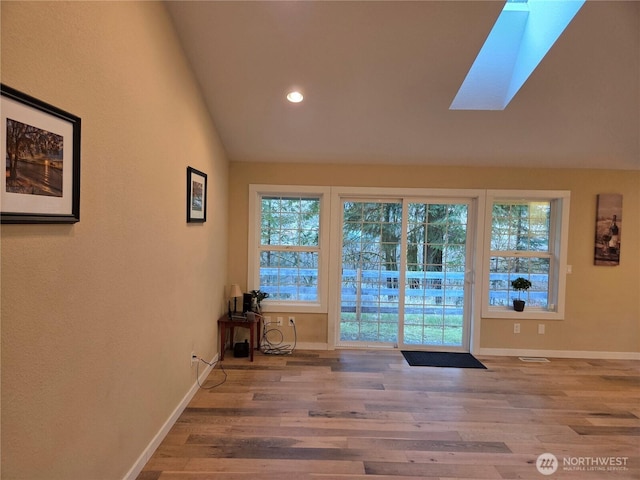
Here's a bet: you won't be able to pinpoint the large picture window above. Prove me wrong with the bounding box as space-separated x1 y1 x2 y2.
248 185 330 313
482 190 570 320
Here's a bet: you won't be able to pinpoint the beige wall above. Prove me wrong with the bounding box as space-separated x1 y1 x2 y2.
1 1 638 478
1 2 228 479
229 163 639 354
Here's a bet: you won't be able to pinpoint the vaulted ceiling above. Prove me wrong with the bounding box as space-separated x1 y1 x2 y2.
166 1 639 170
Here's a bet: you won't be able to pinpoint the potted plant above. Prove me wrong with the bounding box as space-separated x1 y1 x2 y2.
511 277 532 312
250 289 269 312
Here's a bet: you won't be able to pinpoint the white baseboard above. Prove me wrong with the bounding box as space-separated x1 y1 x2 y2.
290 343 639 360
294 342 329 350
123 353 218 480
476 348 640 360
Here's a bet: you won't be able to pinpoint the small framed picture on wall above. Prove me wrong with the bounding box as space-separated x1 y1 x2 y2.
186 166 207 223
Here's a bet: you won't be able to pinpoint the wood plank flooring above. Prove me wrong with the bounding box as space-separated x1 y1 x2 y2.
137 350 640 479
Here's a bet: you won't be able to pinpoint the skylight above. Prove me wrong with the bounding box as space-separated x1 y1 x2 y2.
450 0 585 110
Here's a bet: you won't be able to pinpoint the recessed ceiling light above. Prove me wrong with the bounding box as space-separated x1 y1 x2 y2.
286 91 304 103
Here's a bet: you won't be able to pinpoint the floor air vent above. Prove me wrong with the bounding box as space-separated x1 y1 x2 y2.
519 357 550 363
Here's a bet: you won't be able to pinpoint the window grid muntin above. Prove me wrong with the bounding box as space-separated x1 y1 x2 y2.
491 201 550 252
404 202 468 346
489 200 553 310
258 194 321 303
488 256 550 308
260 196 320 248
340 200 402 343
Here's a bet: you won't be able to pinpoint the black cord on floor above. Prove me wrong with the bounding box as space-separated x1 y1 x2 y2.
194 356 227 389
261 321 297 355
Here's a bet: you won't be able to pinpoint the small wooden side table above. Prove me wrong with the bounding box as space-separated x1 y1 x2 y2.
217 314 261 362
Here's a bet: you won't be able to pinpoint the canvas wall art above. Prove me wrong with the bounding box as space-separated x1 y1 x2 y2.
594 193 622 266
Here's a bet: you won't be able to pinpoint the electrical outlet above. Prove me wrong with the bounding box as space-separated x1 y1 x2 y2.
288 316 295 326
538 324 545 335
276 316 283 326
513 323 520 334
191 351 198 366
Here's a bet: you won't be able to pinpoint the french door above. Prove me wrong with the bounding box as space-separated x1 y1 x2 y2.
337 197 473 351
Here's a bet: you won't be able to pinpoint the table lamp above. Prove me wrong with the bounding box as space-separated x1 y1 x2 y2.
229 284 242 313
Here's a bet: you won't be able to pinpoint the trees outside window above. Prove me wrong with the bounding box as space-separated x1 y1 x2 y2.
249 186 570 322
259 196 320 302
489 201 551 308
482 190 570 320
248 186 330 313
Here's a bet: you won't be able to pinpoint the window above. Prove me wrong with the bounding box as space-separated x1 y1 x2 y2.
482 190 570 320
248 185 330 313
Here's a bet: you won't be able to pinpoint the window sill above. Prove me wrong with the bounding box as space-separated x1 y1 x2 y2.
260 302 326 314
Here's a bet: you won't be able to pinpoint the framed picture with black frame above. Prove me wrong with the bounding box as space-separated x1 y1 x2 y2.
186 166 207 223
1 84 81 224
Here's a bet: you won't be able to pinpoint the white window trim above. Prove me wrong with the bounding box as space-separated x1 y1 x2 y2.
248 184 331 314
481 189 571 320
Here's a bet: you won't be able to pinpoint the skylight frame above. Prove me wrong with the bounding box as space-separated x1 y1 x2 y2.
450 0 586 111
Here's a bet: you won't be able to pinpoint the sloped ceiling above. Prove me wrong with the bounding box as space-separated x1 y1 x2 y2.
166 1 639 170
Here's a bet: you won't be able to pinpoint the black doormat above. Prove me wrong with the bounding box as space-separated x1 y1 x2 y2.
401 351 486 369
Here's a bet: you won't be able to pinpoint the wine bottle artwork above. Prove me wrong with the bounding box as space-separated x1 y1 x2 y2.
594 194 622 266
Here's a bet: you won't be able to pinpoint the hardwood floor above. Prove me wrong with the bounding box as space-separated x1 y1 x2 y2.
137 350 640 479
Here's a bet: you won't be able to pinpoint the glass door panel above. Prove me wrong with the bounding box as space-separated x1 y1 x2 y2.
340 200 401 346
337 197 472 351
402 202 469 349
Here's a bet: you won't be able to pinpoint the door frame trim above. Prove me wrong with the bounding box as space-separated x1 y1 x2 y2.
328 187 486 354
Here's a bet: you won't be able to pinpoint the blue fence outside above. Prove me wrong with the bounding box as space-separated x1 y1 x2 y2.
259 267 549 313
